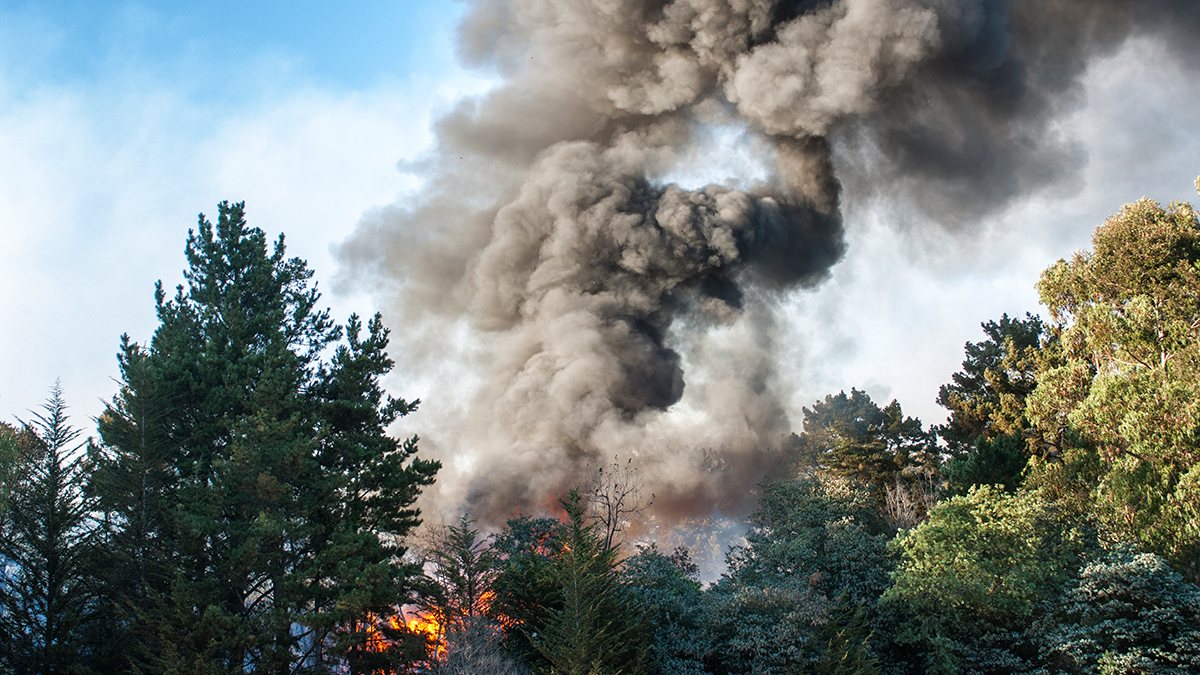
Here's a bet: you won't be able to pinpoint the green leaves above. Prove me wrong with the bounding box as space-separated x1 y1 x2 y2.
793 390 934 495
707 475 891 675
1040 547 1200 674
935 313 1047 457
942 433 1028 495
1028 187 1200 579
623 545 711 675
881 486 1096 673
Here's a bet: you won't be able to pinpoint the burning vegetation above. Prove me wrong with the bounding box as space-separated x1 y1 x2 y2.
8 173 1200 675
6 1 1200 675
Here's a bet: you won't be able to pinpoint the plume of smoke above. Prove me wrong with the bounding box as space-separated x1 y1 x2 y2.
336 0 1200 525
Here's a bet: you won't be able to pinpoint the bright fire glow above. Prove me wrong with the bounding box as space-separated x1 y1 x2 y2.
360 607 445 663
400 606 445 653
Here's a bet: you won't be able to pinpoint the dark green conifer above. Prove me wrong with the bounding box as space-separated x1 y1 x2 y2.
530 489 649 675
0 385 98 675
89 202 439 673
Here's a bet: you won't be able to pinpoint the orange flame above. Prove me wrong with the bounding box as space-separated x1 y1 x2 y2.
401 606 447 658
402 608 444 647
359 607 446 663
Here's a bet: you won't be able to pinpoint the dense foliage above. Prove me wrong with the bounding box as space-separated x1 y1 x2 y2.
791 390 935 494
1040 546 1200 674
6 184 1200 674
2 204 440 674
881 486 1096 673
935 313 1047 455
1030 193 1200 580
706 475 888 675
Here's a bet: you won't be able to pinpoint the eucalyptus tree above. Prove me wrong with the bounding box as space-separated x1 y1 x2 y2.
1028 185 1200 580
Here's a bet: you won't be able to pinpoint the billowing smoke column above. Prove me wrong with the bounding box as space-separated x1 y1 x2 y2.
337 0 1200 523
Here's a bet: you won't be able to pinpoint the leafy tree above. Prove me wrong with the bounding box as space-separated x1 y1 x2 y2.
796 603 879 675
0 386 100 675
1028 186 1200 580
622 545 711 675
792 390 935 499
88 202 439 673
1039 546 1200 674
880 486 1096 674
527 489 650 675
706 475 890 675
1020 439 1106 530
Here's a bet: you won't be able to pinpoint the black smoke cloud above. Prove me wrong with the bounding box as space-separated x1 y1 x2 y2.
336 0 1200 523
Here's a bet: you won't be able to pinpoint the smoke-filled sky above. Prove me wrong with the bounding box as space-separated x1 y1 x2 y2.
3 1 1200 526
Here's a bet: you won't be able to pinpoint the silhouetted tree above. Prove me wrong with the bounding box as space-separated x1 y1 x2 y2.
0 386 99 675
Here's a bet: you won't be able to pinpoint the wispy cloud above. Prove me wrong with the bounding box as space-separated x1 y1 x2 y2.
0 2 492 424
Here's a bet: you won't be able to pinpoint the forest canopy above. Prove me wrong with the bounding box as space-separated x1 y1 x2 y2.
3 185 1200 674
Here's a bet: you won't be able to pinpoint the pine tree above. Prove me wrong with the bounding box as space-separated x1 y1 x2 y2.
792 390 935 500
89 202 439 673
420 515 525 674
86 335 176 668
797 603 879 675
530 489 649 675
935 313 1047 454
0 385 99 675
422 514 501 636
0 422 28 518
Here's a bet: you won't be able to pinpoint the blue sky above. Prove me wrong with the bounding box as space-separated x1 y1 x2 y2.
3 0 1200 446
0 1 491 425
0 1 460 92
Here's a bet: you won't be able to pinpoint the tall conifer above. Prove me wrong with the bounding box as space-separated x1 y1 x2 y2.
90 202 439 673
530 489 649 675
0 385 98 674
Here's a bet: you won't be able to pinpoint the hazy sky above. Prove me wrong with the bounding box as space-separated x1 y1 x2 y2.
0 1 489 425
3 0 1199 453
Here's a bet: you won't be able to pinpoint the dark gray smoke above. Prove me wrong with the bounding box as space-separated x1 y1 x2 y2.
336 0 1200 523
